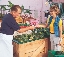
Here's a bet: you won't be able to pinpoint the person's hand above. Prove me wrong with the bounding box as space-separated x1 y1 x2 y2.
59 38 62 45
29 26 35 30
35 25 45 28
59 38 62 42
35 25 41 28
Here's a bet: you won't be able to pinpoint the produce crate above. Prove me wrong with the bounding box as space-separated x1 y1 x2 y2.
13 38 48 57
48 50 64 57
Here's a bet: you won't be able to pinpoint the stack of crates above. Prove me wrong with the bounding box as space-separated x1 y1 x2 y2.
48 50 64 57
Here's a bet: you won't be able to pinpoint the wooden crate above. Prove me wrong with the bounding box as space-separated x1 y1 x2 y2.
13 38 48 57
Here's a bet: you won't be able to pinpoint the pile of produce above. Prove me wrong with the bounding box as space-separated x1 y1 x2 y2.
56 51 64 55
18 23 30 28
13 27 50 44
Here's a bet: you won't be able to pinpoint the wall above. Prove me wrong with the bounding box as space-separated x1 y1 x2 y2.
41 0 50 23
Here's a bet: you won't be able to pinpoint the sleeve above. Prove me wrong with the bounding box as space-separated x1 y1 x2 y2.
6 18 20 31
59 19 62 27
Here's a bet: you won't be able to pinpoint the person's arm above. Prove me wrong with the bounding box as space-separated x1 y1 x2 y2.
59 26 62 38
35 24 45 28
35 23 48 28
17 26 35 33
35 15 50 28
6 17 35 33
59 19 62 38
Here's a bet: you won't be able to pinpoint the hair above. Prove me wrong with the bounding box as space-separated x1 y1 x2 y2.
10 5 21 12
50 5 60 15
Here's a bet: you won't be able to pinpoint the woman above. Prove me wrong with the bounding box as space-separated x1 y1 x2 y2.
36 5 62 51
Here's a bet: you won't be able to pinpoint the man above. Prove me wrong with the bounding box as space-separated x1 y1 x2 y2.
0 5 35 57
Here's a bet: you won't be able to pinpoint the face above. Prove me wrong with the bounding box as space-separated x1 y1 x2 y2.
50 10 56 17
12 8 21 18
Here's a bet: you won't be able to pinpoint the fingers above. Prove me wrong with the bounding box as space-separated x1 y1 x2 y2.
29 26 35 30
58 38 62 45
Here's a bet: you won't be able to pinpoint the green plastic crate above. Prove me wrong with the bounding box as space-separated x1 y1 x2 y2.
48 50 64 57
